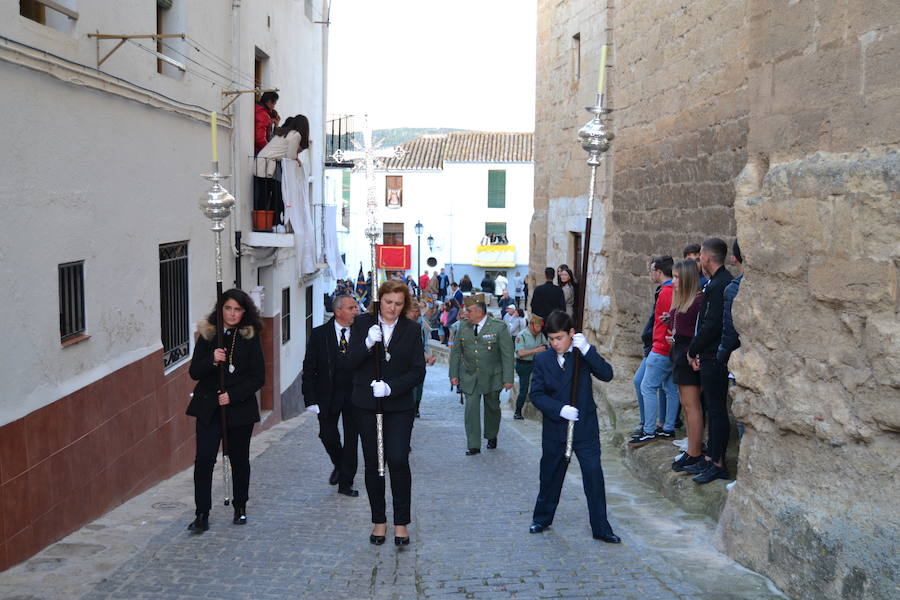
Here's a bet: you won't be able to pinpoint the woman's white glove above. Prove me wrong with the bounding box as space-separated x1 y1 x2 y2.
370 380 391 398
306 404 320 415
572 333 591 355
560 405 580 421
365 324 383 349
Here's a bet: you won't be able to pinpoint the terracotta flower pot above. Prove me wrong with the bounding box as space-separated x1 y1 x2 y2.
252 210 274 231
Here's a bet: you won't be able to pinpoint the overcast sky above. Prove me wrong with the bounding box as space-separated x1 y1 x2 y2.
326 0 536 132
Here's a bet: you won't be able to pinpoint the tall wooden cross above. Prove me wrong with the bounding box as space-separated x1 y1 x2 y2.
332 128 406 288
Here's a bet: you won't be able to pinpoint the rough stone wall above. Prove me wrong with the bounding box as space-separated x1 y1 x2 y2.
718 2 900 599
600 0 750 418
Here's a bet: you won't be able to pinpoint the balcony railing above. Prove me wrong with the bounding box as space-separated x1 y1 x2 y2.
325 114 366 167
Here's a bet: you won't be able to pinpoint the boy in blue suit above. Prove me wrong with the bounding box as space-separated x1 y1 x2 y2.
528 310 620 543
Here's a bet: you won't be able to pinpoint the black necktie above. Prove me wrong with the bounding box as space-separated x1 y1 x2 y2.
340 328 348 354
474 324 479 336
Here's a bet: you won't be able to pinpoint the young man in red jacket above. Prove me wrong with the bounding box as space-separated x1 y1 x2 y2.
628 255 680 447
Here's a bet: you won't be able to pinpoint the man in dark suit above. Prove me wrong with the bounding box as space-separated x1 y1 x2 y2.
302 295 361 497
529 267 566 319
527 310 620 543
686 238 734 484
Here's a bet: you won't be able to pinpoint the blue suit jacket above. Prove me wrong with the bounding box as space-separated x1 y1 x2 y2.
530 346 614 443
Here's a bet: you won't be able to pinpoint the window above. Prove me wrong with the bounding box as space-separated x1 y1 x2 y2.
385 175 403 208
155 0 185 78
20 0 78 32
59 260 85 342
341 170 351 228
281 287 291 344
305 285 314 341
572 33 581 82
383 222 404 246
487 170 506 208
485 222 507 237
159 242 190 368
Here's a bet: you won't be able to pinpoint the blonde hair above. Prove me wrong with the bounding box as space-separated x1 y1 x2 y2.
371 279 413 316
671 259 701 313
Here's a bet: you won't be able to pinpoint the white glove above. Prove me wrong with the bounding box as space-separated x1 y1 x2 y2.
306 404 320 415
573 333 591 355
365 324 383 349
370 380 392 398
560 405 580 421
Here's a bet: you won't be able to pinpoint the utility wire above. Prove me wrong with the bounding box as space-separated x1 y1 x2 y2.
159 39 255 89
127 39 224 90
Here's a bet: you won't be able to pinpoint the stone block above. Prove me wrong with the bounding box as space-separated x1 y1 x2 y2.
808 258 893 306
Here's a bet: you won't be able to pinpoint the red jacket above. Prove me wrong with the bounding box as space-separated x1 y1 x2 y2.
254 103 273 154
651 281 674 356
419 274 430 290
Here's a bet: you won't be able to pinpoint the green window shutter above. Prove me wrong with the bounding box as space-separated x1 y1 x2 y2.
485 222 507 236
487 170 506 208
342 170 351 201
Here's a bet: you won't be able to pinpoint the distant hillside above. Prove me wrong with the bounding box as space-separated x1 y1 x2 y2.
372 127 471 147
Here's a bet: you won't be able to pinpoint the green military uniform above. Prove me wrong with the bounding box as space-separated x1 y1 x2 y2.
449 313 515 450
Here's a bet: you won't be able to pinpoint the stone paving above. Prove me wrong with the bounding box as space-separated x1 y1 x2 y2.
2 363 787 599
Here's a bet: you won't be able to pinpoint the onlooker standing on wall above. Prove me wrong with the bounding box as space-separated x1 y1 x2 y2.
459 274 473 293
628 255 680 447
480 273 496 295
512 315 547 420
557 265 577 318
631 256 670 437
684 238 734 484
667 260 705 472
418 271 430 295
530 267 566 320
254 91 280 154
717 240 743 366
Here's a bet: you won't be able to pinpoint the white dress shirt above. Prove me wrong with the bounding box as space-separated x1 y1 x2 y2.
556 346 574 369
472 314 488 336
334 320 351 346
379 317 398 347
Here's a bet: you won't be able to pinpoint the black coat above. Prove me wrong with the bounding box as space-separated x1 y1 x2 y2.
640 285 663 356
187 320 264 427
530 281 566 319
688 265 734 360
348 313 426 412
301 318 349 415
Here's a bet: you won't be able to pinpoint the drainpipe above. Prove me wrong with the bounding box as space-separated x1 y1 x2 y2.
231 0 243 289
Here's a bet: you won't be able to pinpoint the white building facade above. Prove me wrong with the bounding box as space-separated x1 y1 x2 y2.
326 132 534 291
0 0 330 567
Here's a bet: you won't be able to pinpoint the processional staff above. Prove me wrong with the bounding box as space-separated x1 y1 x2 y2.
566 46 614 461
198 111 237 501
333 127 405 476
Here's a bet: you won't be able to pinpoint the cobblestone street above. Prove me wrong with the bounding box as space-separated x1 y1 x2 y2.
1 364 785 599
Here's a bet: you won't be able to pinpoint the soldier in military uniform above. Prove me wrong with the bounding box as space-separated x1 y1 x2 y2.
449 295 515 455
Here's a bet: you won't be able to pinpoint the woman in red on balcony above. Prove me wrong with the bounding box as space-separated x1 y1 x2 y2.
186 289 265 533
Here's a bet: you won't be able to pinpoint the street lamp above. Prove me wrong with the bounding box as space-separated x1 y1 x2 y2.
427 233 434 251
414 221 424 296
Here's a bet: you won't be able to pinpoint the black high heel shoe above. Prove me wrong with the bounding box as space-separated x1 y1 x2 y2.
370 525 387 545
188 513 209 533
394 536 410 546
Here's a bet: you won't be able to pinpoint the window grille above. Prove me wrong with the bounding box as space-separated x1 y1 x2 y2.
159 241 190 368
488 170 506 208
59 261 85 341
282 287 291 344
305 285 314 341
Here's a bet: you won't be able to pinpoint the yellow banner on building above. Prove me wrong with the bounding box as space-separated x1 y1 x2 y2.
473 245 516 267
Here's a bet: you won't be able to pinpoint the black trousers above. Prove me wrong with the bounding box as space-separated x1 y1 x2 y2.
532 436 613 537
317 397 359 488
700 358 730 464
194 415 254 514
354 406 415 525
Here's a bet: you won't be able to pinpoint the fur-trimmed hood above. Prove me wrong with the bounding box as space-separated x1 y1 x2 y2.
197 319 257 341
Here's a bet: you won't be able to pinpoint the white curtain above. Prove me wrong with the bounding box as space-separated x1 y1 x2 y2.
323 205 348 280
281 158 317 277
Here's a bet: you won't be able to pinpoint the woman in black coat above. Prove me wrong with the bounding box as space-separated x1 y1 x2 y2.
186 289 265 532
349 280 426 546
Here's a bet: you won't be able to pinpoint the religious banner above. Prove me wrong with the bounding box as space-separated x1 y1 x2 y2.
473 244 516 267
376 245 411 270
